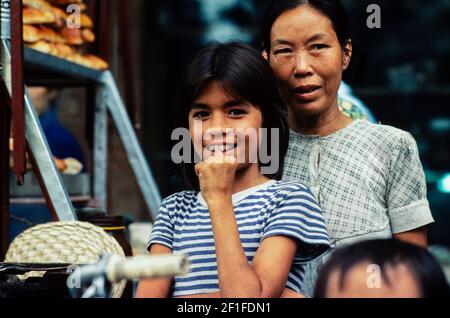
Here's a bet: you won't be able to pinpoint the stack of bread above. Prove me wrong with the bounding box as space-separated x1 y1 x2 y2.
22 0 108 70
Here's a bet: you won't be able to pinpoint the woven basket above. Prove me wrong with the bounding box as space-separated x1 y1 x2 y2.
5 221 126 298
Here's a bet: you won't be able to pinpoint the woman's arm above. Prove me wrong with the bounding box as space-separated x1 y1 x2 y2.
387 133 433 245
394 225 428 248
135 244 174 298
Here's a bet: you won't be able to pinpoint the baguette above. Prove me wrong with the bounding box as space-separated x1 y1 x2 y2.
79 13 93 28
54 43 74 58
23 24 42 43
47 0 83 5
50 5 68 27
81 28 95 43
23 0 53 11
39 26 66 43
60 26 83 45
23 7 56 25
67 53 108 70
27 40 53 54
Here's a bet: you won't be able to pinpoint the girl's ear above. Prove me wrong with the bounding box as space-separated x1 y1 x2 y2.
342 40 352 71
262 50 269 61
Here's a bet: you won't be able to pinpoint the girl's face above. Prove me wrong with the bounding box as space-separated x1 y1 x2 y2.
188 80 263 171
268 5 352 117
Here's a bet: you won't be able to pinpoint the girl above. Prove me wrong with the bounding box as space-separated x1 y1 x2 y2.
261 0 434 296
136 42 330 298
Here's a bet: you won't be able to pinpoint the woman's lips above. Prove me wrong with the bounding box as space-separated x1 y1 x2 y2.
293 85 321 102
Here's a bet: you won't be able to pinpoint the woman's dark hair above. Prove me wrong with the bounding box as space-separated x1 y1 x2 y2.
314 239 450 298
261 0 351 52
177 41 289 191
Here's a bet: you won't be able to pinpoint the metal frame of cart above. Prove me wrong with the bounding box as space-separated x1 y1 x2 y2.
0 0 161 256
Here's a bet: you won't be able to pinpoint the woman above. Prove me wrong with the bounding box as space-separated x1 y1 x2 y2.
261 0 434 296
136 42 330 298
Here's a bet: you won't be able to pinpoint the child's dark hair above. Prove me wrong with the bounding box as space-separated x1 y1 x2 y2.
314 239 450 298
261 0 351 52
177 41 289 191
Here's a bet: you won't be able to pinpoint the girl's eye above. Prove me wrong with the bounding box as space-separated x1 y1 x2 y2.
273 48 292 55
192 111 210 119
228 109 247 116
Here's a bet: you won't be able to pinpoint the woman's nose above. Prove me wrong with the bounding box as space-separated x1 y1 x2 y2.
293 51 313 78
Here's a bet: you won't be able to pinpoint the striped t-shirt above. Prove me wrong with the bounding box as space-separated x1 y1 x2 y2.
148 180 330 297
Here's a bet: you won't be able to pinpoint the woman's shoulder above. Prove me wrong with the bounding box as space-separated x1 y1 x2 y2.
352 120 417 149
356 120 413 138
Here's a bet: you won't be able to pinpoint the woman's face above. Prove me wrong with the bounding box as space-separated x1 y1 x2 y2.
267 5 351 117
188 80 263 171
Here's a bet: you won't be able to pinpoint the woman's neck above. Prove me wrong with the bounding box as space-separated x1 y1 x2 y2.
232 164 270 194
288 103 353 137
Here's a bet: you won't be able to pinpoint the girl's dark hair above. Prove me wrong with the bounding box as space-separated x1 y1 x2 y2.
178 41 289 191
261 0 351 52
314 239 450 298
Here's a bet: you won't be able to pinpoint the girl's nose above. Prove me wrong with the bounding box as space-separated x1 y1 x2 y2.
204 115 232 142
208 114 228 132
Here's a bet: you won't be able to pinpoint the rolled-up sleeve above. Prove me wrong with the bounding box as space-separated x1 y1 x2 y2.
387 132 434 233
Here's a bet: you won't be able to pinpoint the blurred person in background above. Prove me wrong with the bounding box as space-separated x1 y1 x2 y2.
314 239 450 298
27 86 86 173
9 87 85 174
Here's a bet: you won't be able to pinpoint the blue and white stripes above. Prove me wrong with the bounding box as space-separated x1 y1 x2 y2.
149 180 330 297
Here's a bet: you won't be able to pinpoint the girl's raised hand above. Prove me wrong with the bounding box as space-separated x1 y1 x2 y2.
195 154 237 204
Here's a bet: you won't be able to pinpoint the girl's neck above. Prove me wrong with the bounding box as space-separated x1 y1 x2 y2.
232 164 270 194
288 102 353 137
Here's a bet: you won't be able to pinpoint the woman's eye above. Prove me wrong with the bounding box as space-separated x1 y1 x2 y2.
192 111 209 119
310 44 328 51
273 48 292 55
228 109 246 116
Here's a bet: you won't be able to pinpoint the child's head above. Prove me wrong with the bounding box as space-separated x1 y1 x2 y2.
178 41 289 190
314 239 450 298
28 86 58 115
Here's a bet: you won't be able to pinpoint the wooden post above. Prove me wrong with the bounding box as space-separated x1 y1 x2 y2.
10 0 25 185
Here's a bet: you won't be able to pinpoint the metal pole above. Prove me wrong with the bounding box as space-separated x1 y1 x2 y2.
100 71 161 220
93 85 108 211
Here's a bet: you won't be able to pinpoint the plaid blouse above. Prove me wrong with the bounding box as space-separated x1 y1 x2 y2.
283 120 434 245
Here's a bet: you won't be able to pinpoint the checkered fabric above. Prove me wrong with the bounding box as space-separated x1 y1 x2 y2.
283 120 434 245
